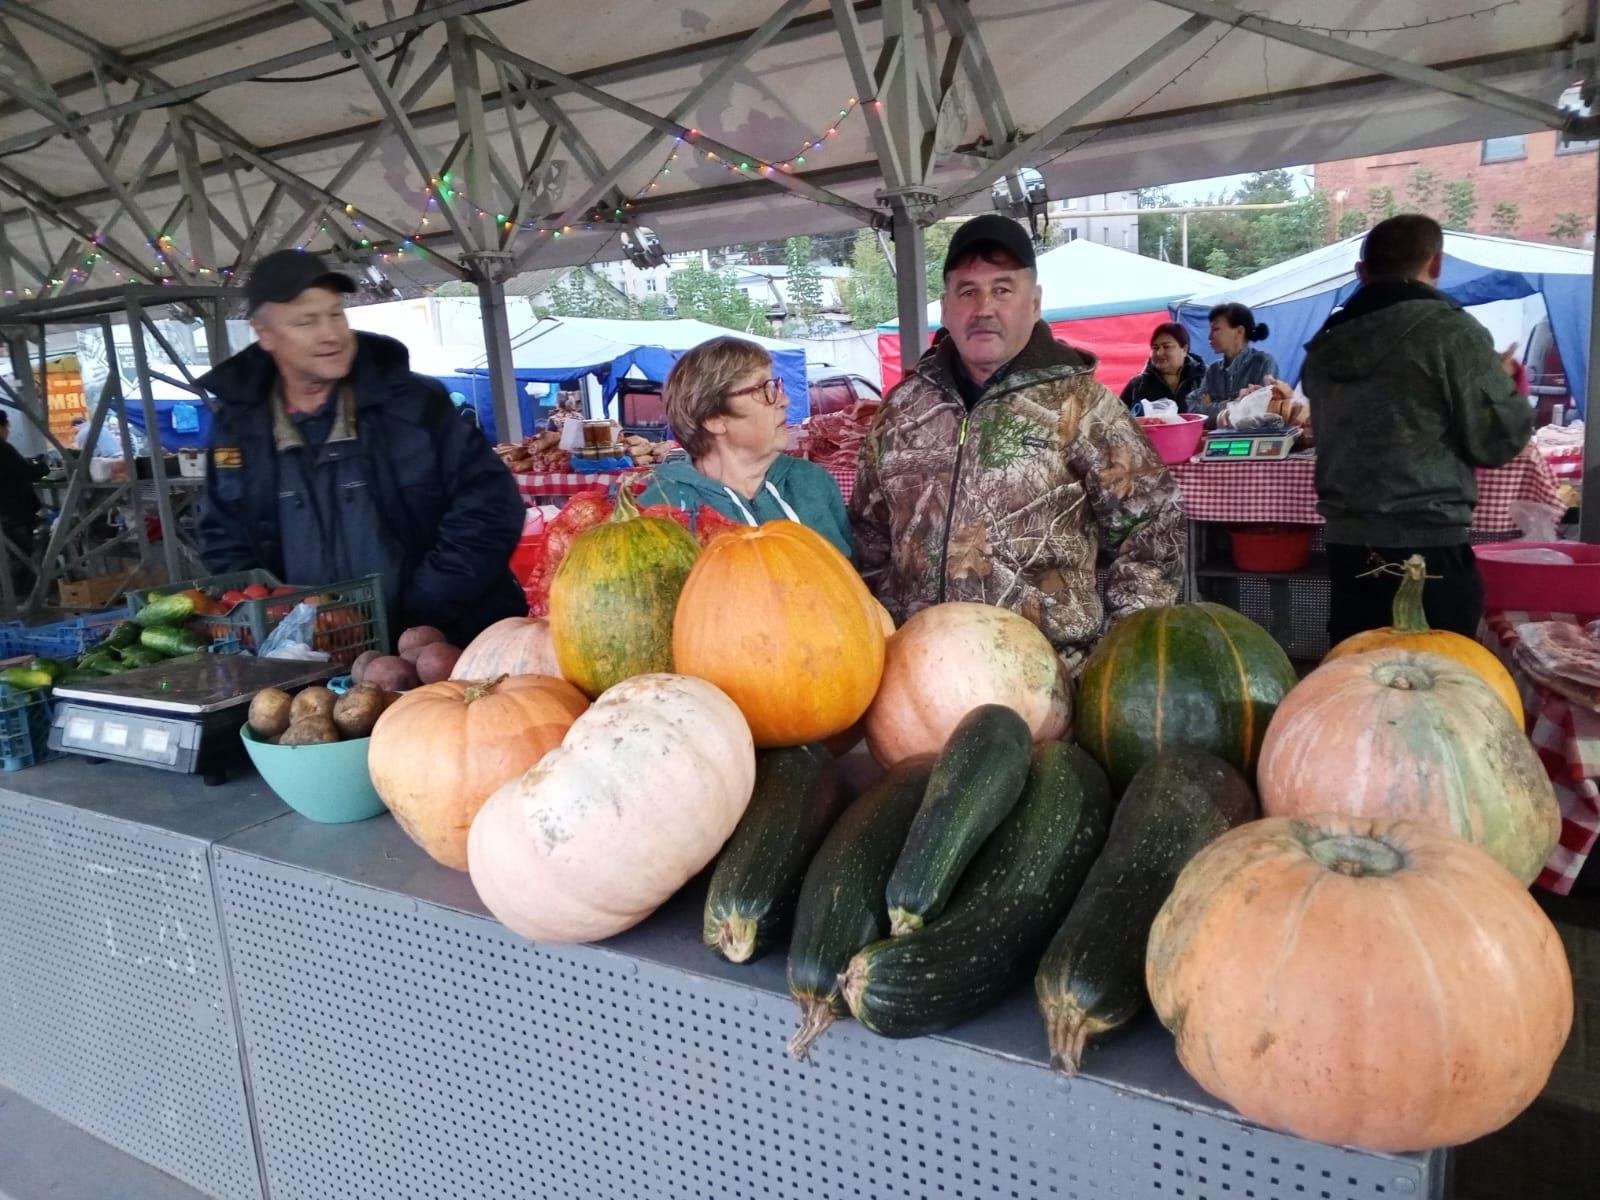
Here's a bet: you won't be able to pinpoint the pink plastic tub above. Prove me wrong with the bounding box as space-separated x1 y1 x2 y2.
1136 413 1206 465
1474 541 1600 616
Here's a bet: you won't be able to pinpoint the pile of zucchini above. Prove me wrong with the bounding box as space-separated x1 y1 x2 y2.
702 704 1260 1072
1 592 210 691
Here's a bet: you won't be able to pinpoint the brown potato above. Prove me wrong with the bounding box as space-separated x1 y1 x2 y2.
278 714 340 745
248 688 293 740
351 649 382 684
397 626 447 659
290 685 337 722
413 642 461 684
362 655 420 692
332 685 386 739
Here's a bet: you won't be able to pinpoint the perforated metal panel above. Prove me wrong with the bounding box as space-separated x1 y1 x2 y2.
0 792 263 1200
214 848 1440 1200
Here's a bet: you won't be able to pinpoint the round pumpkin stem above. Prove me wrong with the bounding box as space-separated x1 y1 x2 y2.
463 674 508 703
1308 832 1406 877
1390 555 1434 633
716 915 758 964
786 1001 836 1061
1370 660 1434 692
609 483 642 523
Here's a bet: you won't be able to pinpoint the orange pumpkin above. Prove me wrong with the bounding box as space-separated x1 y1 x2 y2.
672 520 885 748
1324 553 1523 725
451 617 561 681
1146 814 1573 1152
368 674 589 870
1257 649 1559 884
864 602 1070 766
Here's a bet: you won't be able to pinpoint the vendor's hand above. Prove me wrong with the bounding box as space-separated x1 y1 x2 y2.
1498 342 1520 377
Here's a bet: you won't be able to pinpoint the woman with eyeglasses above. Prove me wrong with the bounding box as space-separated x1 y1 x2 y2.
1119 322 1205 414
634 336 854 560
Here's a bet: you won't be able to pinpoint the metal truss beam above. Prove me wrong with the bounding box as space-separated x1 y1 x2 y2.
931 0 1018 151
0 167 163 285
1153 0 1581 134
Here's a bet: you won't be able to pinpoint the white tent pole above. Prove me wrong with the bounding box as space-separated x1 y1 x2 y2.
1583 120 1600 544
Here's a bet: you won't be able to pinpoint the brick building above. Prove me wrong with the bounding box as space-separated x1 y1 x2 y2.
1314 86 1598 248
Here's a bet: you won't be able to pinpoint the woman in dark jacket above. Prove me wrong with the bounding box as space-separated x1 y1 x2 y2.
1119 322 1205 413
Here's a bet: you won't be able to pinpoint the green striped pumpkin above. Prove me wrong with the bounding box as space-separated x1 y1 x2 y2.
1075 603 1297 793
549 487 701 699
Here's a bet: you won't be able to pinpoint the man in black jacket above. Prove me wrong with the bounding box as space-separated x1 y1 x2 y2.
199 250 526 647
0 410 46 597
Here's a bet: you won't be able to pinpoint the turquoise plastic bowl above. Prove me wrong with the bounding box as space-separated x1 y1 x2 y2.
240 725 388 823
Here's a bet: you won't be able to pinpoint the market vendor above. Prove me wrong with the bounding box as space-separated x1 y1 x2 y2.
198 250 527 647
633 336 853 560
1301 214 1531 643
851 214 1184 677
1119 321 1204 413
0 409 46 597
1190 302 1279 425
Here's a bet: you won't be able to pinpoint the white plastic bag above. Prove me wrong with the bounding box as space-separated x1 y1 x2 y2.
258 602 332 661
1224 386 1276 431
1508 499 1564 543
1134 398 1181 423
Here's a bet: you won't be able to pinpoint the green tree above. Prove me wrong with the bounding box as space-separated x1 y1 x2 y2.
1337 209 1370 239
544 268 626 319
1550 211 1586 245
783 235 827 336
840 221 957 330
1406 168 1440 218
634 295 669 319
1203 246 1233 276
668 260 762 333
1443 180 1478 231
1234 169 1299 204
1367 186 1399 222
1490 202 1521 236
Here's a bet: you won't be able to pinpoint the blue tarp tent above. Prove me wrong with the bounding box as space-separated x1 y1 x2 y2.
461 316 810 426
1173 232 1594 417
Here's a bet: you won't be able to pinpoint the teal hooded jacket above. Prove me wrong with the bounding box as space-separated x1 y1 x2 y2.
634 455 855 562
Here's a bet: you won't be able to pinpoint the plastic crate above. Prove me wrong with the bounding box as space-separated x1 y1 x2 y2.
130 572 388 666
10 606 131 659
0 683 53 771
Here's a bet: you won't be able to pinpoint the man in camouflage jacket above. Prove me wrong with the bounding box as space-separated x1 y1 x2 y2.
850 215 1185 676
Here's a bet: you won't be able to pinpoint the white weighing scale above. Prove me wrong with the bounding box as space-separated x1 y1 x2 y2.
50 654 335 784
1200 426 1303 461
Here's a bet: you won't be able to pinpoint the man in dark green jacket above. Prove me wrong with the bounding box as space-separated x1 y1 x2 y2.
1301 214 1531 643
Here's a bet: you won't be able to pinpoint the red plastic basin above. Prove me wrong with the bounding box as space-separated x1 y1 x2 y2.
1136 413 1206 465
1229 525 1315 573
1475 541 1600 617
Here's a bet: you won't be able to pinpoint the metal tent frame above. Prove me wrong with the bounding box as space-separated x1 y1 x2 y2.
0 0 1593 535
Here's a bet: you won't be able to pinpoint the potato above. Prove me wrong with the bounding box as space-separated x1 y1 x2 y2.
414 642 462 684
248 687 293 740
351 649 382 684
279 714 340 745
290 685 337 722
397 626 447 659
332 685 387 739
363 655 420 692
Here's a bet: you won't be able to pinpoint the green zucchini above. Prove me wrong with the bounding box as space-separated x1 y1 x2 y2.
76 651 125 674
703 744 852 964
0 666 54 690
104 621 143 651
884 704 1033 935
1034 747 1257 1075
117 645 166 668
27 657 72 682
785 756 934 1060
134 592 195 627
840 742 1111 1039
139 626 203 657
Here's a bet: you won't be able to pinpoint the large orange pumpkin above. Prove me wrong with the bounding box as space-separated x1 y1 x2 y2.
1324 553 1523 725
672 520 885 748
1146 814 1573 1152
863 602 1069 766
450 617 561 681
368 674 589 870
549 486 701 699
1257 649 1559 884
468 674 756 942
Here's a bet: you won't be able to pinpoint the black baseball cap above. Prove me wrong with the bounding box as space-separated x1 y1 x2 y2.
244 249 356 315
943 214 1036 278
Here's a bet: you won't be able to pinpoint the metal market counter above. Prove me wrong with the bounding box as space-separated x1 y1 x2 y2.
0 758 1448 1200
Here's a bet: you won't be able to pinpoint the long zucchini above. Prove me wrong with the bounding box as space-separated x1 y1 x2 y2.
840 742 1111 1038
1035 747 1257 1074
703 744 851 964
785 756 934 1060
884 704 1032 935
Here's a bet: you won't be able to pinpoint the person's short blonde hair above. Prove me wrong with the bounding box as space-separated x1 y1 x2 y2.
664 336 772 459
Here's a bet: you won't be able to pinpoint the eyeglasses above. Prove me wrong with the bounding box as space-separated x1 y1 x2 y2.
726 377 786 407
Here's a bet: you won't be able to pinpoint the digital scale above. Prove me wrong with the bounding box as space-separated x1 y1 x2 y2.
50 654 335 783
1201 427 1303 461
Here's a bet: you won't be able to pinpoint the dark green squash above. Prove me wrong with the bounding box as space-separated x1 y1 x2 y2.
1075 601 1297 792
841 742 1111 1038
703 744 851 963
785 756 934 1060
1034 747 1258 1074
884 704 1033 936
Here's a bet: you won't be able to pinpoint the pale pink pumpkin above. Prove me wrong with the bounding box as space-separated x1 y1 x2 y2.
450 617 561 681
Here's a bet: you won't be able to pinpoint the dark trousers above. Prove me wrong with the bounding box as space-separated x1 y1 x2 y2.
1 518 35 600
1326 541 1484 646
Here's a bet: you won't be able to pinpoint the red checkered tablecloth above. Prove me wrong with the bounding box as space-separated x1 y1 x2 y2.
1482 610 1600 895
514 470 645 504
826 464 856 505
1170 444 1563 533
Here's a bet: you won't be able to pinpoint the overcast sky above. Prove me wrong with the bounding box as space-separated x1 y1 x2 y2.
1161 165 1315 201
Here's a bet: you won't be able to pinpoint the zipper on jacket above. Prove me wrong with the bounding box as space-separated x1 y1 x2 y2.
936 413 969 602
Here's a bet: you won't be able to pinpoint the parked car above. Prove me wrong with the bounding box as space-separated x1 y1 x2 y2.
1523 318 1572 426
806 365 882 418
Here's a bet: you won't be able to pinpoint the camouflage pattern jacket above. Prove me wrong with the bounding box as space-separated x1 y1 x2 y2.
850 323 1186 676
